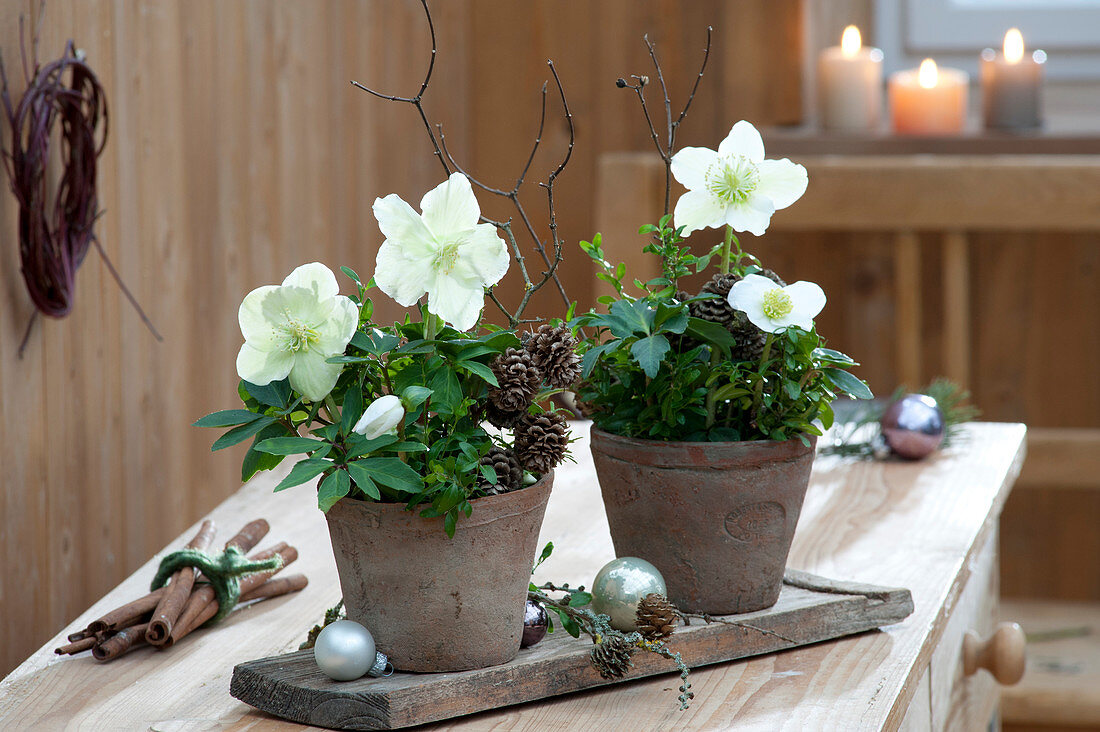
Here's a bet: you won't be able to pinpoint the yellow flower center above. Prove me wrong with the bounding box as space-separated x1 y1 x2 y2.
281 314 320 352
433 242 461 276
761 287 793 319
706 156 760 204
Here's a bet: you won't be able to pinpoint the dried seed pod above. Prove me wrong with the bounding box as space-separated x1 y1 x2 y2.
635 593 678 641
590 633 635 679
514 411 569 474
477 445 523 495
525 323 581 388
489 348 541 412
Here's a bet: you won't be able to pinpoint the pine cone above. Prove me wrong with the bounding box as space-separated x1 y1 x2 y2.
489 348 541 412
590 633 635 679
484 401 525 429
514 411 568 474
635 593 678 641
525 324 581 389
478 445 523 495
690 273 740 326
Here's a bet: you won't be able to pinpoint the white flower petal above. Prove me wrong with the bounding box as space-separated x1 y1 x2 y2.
783 280 826 328
288 350 343 402
238 285 281 348
427 273 485 332
354 394 405 438
674 189 726 235
372 193 438 254
724 196 775 236
670 146 719 190
420 173 481 236
374 238 430 307
454 223 509 287
315 295 360 354
280 262 340 301
236 342 293 385
717 121 765 162
727 274 774 309
756 159 808 210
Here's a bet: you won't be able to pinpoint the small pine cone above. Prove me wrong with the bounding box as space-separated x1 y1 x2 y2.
514 411 569 474
590 633 635 679
525 324 581 389
489 348 541 412
484 401 525 429
690 273 740 326
635 593 678 641
478 445 523 495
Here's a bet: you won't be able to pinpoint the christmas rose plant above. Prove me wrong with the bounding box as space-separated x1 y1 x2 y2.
198 171 578 536
571 117 871 442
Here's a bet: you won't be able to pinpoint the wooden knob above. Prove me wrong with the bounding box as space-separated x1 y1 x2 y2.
962 622 1026 685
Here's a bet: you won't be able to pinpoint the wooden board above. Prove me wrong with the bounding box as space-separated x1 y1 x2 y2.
230 570 913 730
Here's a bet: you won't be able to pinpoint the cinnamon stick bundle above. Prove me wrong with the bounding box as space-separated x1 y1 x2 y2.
167 543 298 647
145 519 216 646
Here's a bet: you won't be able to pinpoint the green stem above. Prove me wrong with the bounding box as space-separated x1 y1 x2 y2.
751 333 775 422
704 347 722 429
720 224 734 274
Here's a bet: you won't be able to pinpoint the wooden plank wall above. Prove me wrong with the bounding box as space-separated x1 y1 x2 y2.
0 0 802 675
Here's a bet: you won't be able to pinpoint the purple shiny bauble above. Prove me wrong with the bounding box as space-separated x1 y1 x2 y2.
881 394 946 460
521 599 548 648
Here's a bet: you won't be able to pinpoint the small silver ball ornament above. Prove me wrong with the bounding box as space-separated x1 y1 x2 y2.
881 394 946 460
590 557 667 632
521 599 548 648
314 620 377 681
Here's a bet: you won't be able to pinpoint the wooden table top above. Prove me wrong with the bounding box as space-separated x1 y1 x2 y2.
0 422 1026 731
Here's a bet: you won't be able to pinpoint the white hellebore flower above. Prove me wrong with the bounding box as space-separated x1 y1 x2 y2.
727 274 826 334
670 120 808 237
236 262 359 403
353 394 405 439
372 172 509 332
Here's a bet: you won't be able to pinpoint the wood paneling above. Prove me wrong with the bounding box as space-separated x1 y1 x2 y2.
0 0 802 675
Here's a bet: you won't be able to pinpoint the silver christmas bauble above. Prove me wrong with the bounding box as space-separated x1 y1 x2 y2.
314 620 376 681
590 557 667 631
521 599 548 648
881 394 946 460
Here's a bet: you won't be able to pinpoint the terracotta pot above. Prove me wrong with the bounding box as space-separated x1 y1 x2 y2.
324 473 553 672
590 428 815 615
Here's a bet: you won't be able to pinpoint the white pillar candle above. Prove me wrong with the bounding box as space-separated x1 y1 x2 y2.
818 26 884 132
889 58 969 135
981 28 1044 130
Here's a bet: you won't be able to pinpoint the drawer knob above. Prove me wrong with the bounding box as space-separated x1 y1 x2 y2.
962 622 1026 685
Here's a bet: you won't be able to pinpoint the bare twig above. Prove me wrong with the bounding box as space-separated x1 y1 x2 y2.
676 610 796 644
350 0 449 177
618 27 714 217
353 0 574 326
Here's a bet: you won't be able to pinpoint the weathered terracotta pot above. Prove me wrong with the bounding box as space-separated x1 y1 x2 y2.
325 473 552 672
591 428 815 615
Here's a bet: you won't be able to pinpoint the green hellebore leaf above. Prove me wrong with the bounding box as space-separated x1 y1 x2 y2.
211 416 277 452
630 334 671 378
193 409 263 428
822 367 874 400
272 458 331 492
254 436 328 455
317 470 351 512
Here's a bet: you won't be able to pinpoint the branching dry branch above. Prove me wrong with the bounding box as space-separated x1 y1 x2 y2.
351 0 573 328
617 26 713 217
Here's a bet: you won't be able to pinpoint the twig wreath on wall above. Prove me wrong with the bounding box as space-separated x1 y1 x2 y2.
0 8 160 357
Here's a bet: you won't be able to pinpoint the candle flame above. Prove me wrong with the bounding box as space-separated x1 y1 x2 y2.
1004 28 1024 64
841 25 862 58
918 58 938 89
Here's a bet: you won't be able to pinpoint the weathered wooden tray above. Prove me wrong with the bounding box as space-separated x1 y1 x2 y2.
231 570 913 730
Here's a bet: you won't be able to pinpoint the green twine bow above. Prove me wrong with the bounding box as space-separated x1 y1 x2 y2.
151 546 282 624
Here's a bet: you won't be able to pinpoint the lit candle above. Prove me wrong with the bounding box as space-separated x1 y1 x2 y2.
818 25 884 132
889 58 969 135
981 28 1045 130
